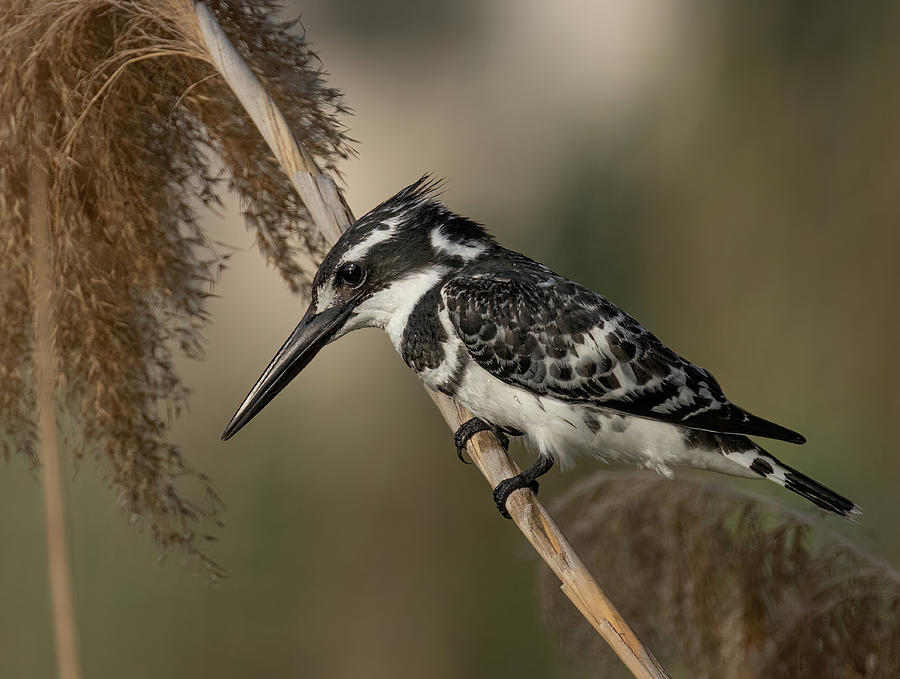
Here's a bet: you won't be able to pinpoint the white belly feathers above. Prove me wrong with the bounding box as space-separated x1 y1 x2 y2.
450 357 717 474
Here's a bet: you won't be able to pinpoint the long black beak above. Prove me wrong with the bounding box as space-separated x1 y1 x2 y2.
221 303 352 440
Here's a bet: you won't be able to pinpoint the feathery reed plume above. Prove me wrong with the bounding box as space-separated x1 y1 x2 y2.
1 2 350 674
540 473 899 678
0 0 351 568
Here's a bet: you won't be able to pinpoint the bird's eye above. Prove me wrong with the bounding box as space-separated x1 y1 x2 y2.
336 262 365 288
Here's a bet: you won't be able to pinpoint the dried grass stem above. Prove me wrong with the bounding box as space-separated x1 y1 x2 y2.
30 140 82 679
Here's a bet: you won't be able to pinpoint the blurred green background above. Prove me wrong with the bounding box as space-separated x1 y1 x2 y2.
3 1 900 677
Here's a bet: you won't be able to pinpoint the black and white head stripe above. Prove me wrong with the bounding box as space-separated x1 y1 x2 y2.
311 175 496 313
337 174 450 258
334 177 443 256
344 175 493 254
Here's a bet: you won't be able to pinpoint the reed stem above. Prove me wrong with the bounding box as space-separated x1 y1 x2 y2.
29 142 82 679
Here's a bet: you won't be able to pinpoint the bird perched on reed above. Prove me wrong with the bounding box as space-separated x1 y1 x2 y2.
223 177 857 519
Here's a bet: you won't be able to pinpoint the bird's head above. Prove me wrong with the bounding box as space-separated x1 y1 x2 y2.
221 176 494 440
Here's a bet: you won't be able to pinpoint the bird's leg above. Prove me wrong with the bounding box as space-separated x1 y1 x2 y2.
492 455 555 519
454 417 509 463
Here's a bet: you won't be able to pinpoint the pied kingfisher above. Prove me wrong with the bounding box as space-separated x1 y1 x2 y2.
222 177 857 518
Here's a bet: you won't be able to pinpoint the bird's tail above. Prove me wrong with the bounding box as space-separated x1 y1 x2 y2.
722 445 860 517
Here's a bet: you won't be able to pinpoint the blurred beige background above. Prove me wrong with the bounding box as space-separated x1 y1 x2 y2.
2 2 899 677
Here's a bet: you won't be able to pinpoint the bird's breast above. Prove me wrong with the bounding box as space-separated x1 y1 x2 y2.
393 283 468 396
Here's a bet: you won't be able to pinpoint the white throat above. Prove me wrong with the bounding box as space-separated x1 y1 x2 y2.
344 267 447 350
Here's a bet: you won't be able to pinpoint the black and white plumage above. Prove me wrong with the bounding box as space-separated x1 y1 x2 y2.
223 177 858 517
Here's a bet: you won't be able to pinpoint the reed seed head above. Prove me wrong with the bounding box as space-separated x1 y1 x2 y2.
541 473 900 678
0 0 352 573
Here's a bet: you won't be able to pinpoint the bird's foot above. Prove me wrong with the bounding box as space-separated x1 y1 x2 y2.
454 417 509 463
493 477 540 519
492 455 555 519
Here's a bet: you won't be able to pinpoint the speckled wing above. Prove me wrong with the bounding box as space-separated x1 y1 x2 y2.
442 265 805 444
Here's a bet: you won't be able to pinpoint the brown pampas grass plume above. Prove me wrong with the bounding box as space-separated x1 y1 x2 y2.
1 3 351 675
0 0 350 559
540 473 900 679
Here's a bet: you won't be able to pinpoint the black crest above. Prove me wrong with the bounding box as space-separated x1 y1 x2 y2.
351 175 494 246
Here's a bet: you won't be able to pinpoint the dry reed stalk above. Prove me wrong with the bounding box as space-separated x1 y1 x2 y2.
193 5 669 678
29 139 82 679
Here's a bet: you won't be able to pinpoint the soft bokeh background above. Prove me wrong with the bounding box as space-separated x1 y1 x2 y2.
3 2 899 677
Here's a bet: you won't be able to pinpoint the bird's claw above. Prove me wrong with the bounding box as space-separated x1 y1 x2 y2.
490 455 555 519
454 417 509 463
492 477 540 519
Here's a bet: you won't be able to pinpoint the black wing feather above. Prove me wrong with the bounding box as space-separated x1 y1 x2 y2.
443 255 805 444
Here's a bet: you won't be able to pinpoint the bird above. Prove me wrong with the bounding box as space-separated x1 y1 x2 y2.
222 176 858 519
